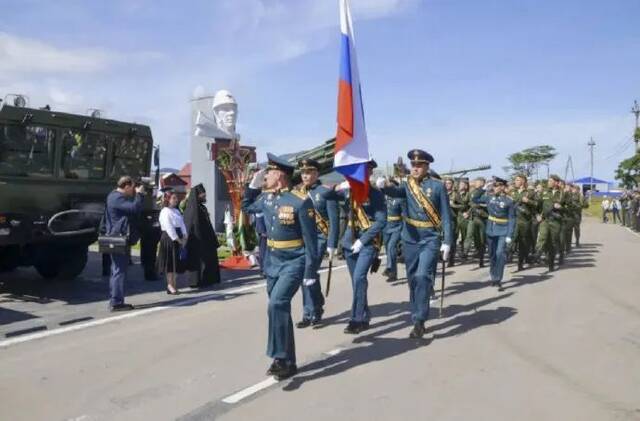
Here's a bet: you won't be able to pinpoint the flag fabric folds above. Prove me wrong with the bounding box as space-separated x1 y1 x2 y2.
334 0 370 204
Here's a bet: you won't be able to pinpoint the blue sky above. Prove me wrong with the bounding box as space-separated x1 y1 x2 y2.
1 0 639 181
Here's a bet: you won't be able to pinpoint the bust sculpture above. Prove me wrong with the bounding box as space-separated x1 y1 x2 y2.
194 90 238 139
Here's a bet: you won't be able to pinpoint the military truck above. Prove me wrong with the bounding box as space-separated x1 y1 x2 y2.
0 94 158 280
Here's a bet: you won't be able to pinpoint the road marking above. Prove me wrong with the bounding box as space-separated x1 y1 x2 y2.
625 227 640 239
0 261 356 349
222 377 279 404
324 347 344 356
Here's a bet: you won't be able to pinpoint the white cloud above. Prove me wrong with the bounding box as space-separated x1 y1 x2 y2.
0 32 164 77
0 32 119 74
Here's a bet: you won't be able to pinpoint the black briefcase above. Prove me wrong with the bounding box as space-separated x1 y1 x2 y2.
98 235 130 255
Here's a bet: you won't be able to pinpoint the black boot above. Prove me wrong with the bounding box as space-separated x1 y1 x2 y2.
296 319 311 329
558 252 564 265
274 363 298 381
409 321 425 338
548 254 555 272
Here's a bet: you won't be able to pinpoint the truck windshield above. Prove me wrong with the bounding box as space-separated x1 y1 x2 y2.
62 130 107 180
110 135 150 179
0 124 55 177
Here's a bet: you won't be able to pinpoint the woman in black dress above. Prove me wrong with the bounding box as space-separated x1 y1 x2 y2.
183 184 221 287
157 191 187 294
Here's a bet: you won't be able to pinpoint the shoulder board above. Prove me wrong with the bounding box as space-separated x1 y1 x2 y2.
290 189 307 201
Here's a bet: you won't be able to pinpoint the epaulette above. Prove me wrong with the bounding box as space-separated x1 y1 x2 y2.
290 189 307 201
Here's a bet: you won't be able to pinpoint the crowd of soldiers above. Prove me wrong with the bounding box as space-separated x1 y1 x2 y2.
240 149 589 381
435 172 589 273
619 189 640 231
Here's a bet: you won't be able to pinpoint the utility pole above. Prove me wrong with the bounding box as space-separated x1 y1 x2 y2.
588 137 596 203
632 100 640 153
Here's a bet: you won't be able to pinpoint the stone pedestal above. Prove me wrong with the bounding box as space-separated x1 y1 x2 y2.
189 95 231 231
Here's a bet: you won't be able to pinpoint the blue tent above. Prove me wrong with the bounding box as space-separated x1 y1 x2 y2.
572 176 611 185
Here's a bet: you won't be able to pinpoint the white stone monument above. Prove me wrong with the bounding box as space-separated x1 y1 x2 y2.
190 89 239 230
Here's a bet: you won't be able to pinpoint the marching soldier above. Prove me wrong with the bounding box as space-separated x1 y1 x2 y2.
378 149 453 339
571 184 588 247
292 159 340 328
444 176 460 267
242 154 318 381
323 160 386 334
533 174 566 271
473 177 516 289
463 177 488 267
562 182 577 254
510 174 538 271
382 194 405 282
456 177 471 258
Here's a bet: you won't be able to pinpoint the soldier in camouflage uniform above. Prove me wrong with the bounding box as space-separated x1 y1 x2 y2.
560 181 577 254
534 175 567 271
444 176 461 267
455 178 471 258
532 181 545 250
571 184 588 247
510 174 538 271
463 177 488 267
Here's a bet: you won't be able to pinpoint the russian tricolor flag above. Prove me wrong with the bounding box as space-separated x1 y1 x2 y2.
335 0 370 204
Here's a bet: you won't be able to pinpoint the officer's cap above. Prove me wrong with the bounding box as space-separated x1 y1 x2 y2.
494 177 508 186
407 149 434 164
549 174 562 182
266 153 295 176
298 158 319 171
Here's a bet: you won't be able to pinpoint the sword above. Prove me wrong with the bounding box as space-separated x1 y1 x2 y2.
439 253 446 318
325 258 333 297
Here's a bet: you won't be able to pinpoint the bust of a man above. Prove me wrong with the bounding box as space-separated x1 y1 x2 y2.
194 89 238 139
212 90 238 137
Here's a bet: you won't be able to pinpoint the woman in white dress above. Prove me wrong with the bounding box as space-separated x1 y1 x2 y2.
157 192 188 294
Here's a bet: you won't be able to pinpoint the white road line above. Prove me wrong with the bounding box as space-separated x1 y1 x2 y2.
0 260 358 349
324 348 344 356
625 227 640 239
222 377 279 404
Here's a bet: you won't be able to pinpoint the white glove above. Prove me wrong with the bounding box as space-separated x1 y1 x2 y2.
249 169 265 189
440 244 451 261
375 177 386 189
505 237 512 244
303 278 317 286
351 239 363 254
335 181 350 191
327 247 336 260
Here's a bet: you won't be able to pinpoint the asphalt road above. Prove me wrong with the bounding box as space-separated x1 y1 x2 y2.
1 217 639 421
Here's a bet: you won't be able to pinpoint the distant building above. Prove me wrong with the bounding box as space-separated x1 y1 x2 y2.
160 172 188 201
572 176 617 196
178 163 191 187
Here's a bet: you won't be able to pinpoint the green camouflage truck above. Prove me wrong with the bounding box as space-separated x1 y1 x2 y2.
0 95 158 280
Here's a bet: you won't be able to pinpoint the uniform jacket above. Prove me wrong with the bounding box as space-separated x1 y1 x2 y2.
384 197 406 235
382 176 453 246
473 192 516 238
242 187 318 279
323 185 386 250
293 181 340 249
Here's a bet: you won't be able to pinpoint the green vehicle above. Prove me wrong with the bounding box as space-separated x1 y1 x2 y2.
0 94 158 280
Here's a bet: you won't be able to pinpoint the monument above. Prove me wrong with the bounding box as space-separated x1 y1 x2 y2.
190 89 256 260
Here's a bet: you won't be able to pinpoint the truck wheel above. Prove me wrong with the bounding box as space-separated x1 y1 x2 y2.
34 260 60 279
0 246 21 272
57 247 88 280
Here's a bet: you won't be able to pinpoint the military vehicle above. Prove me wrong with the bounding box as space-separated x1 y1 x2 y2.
0 94 159 280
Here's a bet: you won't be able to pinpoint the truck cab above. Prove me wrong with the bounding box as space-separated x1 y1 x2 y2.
0 95 156 279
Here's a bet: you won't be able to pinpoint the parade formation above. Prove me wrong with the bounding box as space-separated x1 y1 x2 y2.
2 0 640 419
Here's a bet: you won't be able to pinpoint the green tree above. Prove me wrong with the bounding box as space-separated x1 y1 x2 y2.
615 153 640 188
504 145 557 178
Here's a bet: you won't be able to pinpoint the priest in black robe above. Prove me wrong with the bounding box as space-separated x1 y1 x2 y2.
184 184 221 287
